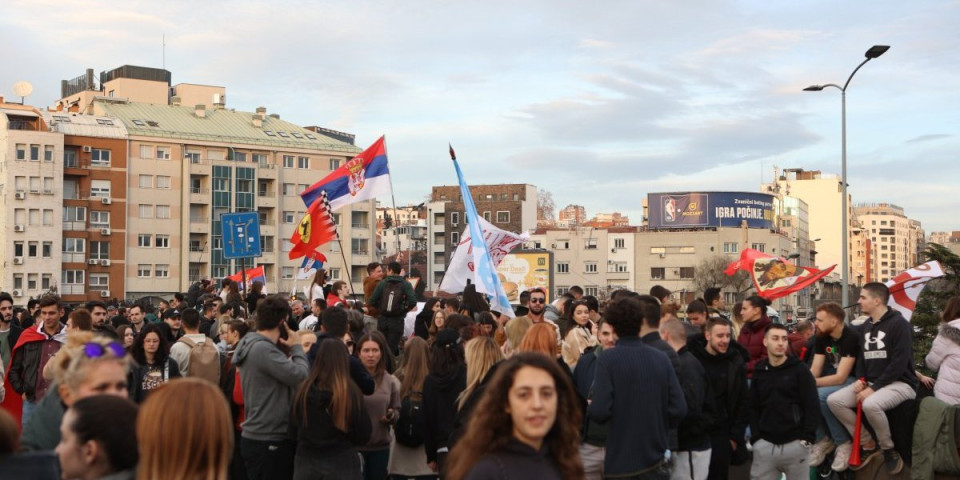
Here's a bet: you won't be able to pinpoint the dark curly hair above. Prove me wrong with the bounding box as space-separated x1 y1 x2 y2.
445 352 584 480
130 323 171 366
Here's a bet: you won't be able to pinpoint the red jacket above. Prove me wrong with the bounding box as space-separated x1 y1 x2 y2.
1 326 51 430
737 315 772 378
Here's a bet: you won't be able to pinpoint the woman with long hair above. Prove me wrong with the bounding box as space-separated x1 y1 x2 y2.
561 300 598 369
388 336 435 479
730 300 745 340
422 329 467 475
129 323 182 403
223 280 243 307
445 352 584 480
117 324 136 351
427 309 446 346
245 281 265 315
449 337 504 448
307 269 328 306
925 295 960 403
137 378 233 480
20 332 130 451
415 299 441 341
292 339 371 480
55 395 139 480
354 331 401 480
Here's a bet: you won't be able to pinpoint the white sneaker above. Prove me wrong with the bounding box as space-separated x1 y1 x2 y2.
809 438 836 467
832 442 853 472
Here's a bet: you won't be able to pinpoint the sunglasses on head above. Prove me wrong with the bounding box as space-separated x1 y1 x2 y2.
83 342 125 359
530 298 546 304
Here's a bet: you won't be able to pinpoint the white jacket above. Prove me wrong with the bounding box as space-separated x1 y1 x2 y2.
926 318 960 405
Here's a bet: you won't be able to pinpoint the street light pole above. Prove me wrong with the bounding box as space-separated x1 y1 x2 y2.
804 45 889 311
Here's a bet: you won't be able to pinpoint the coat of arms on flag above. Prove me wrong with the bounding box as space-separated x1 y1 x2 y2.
724 248 835 300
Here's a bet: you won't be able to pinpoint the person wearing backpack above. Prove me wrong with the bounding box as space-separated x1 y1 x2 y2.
389 336 436 479
368 262 417 356
169 307 222 385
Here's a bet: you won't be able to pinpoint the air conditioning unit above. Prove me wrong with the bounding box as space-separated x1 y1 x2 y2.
100 228 111 235
12 289 23 297
100 290 110 298
15 191 26 200
611 248 617 253
101 197 112 205
13 257 24 265
89 259 99 265
13 224 25 232
659 253 666 258
82 145 92 153
100 259 111 266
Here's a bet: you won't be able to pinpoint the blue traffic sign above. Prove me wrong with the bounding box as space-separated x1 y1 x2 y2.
221 212 262 259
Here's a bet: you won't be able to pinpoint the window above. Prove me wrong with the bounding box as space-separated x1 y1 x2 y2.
679 267 695 279
584 238 597 249
451 232 460 245
16 144 26 160
155 235 170 248
91 180 111 198
585 286 599 297
42 241 52 258
500 193 508 201
253 153 268 166
27 274 37 290
556 240 570 250
585 262 598 274
13 275 23 290
138 265 152 277
496 211 510 223
185 151 200 163
139 175 153 188
96 118 114 126
43 209 53 226
483 211 492 221
156 205 171 219
155 265 169 278
557 262 569 273
283 155 295 168
283 211 296 223
282 183 296 196
234 152 247 162
44 145 53 162
63 238 86 253
616 263 628 273
305 133 317 140
91 149 111 166
281 267 295 279
41 274 52 290
138 234 152 247
156 146 170 159
679 246 695 253
329 268 340 280
156 176 171 189
14 242 24 257
139 205 153 218
651 267 665 280
723 242 739 254
751 243 766 253
329 158 341 170
556 286 568 298
351 238 368 255
140 145 154 159
277 131 290 138
90 274 109 291
614 238 625 249
90 241 110 260
28 242 38 257
298 156 309 169
62 270 85 285
451 212 459 225
90 211 109 227
29 209 40 225
30 145 39 161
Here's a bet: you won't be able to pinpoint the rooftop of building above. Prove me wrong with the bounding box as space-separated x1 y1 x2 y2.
93 99 361 153
533 226 639 234
42 111 128 139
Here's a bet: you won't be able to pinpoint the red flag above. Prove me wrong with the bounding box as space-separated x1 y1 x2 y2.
289 191 337 260
724 248 835 301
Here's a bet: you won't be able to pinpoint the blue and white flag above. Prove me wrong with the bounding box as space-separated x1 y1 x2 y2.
297 251 327 280
449 145 515 319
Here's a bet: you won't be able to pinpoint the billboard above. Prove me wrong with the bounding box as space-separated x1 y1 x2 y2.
496 250 553 304
648 192 777 229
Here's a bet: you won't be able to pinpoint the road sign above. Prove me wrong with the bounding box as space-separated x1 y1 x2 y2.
222 212 262 259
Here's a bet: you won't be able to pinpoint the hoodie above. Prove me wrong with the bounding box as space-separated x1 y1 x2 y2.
926 318 960 404
858 308 917 390
687 334 749 444
422 365 466 463
290 388 372 458
749 355 820 445
232 332 310 441
737 315 772 378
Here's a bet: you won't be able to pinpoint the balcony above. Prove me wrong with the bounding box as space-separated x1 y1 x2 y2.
607 269 630 281
63 221 87 231
190 188 210 204
62 252 86 263
190 216 210 234
259 224 276 236
188 250 206 263
189 158 210 175
60 284 85 295
351 249 369 257
64 158 90 175
257 164 277 179
257 193 277 209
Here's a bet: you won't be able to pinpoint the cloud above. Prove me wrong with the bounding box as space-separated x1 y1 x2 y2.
905 134 951 143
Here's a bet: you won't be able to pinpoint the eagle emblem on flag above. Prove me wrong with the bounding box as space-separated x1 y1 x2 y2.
346 157 366 196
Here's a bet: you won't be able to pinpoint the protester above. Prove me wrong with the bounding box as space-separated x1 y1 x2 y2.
572 318 616 480
233 295 309 480
737 295 772 378
21 332 129 451
446 352 585 480
388 336 435 479
788 319 814 360
560 300 598 369
291 339 371 480
729 301 744 340
117 325 135 350
222 319 252 480
326 281 349 309
427 309 446 346
246 281 266 314
0 291 24 368
137 378 233 480
354 331 401 480
298 299 324 332
65 309 93 333
635 294 680 368
159 308 183 343
128 324 181 403
306 269 328 307
127 305 147 338
8 295 66 426
305 307 376 396
55 395 138 480
827 283 917 475
363 262 385 320
169 307 220 383
704 287 729 320
749 323 819 480
369 262 418 356
450 336 504 447
925 295 960 404
423 329 466 475
684 300 708 337
414 299 441 341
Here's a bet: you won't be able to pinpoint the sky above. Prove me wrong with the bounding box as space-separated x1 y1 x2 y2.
2 0 958 234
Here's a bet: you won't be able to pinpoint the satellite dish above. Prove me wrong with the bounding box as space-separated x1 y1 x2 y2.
12 81 33 104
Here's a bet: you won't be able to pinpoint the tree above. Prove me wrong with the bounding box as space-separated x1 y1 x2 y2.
691 255 754 300
537 190 556 227
911 243 960 371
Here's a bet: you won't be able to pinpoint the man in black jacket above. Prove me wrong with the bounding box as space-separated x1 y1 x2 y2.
689 316 749 480
572 319 617 480
0 292 24 368
827 283 917 475
368 262 417 356
750 323 820 480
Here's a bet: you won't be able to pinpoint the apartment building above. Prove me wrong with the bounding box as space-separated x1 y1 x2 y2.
0 102 63 302
527 226 638 299
854 203 924 283
425 201 446 291
557 204 586 227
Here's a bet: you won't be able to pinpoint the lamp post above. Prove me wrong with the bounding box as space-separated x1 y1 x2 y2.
804 45 889 310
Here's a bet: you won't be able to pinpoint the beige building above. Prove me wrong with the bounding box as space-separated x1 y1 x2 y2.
0 101 64 301
425 200 447 291
557 204 586 227
527 226 638 299
854 203 924 283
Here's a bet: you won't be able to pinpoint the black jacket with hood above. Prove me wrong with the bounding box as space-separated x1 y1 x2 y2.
688 334 749 444
749 355 820 445
290 387 372 457
676 345 716 451
858 307 918 390
422 364 466 463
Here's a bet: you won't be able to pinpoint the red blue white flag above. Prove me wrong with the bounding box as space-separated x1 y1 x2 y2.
300 136 391 211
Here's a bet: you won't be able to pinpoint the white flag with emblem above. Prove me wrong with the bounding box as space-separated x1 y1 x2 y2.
884 260 944 322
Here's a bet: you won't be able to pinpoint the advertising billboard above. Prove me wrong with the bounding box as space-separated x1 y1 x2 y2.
496 250 553 304
647 192 777 229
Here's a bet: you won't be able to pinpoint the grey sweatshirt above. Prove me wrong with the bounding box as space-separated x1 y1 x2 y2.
232 332 310 441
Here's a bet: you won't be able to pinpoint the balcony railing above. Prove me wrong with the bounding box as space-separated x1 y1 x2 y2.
62 252 86 263
190 216 207 223
60 284 85 295
351 249 369 256
191 187 210 194
62 221 86 231
352 223 369 229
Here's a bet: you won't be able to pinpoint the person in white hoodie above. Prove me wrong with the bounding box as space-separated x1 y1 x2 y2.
925 296 960 404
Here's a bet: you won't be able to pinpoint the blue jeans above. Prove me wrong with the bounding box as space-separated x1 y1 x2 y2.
817 377 856 444
21 399 37 426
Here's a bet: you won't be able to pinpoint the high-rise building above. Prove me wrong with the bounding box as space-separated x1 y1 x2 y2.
557 204 586 227
854 203 923 283
930 231 960 245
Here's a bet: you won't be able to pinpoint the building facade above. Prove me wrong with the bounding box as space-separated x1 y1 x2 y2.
527 226 638 299
557 204 586 227
854 203 924 283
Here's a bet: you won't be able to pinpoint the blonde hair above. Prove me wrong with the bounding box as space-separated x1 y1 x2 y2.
137 378 233 480
458 336 503 409
49 332 129 391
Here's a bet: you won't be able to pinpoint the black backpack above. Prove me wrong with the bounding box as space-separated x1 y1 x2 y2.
394 392 424 446
378 279 407 316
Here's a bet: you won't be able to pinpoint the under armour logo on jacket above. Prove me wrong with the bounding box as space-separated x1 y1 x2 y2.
864 331 886 350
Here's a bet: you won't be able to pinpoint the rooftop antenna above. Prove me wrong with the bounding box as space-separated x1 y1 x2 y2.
12 81 33 105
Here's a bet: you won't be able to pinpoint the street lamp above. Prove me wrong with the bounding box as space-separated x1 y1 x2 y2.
804 44 889 310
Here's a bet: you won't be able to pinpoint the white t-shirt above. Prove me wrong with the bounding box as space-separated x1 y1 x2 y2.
299 314 319 332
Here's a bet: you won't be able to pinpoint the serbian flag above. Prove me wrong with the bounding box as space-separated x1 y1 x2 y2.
297 251 328 280
724 248 835 301
300 136 391 211
448 144 515 319
885 260 944 321
289 190 338 260
227 265 267 293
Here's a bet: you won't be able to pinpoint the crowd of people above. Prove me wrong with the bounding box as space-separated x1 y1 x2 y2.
1 261 959 480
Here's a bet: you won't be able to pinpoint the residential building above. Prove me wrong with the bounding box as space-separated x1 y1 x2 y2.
853 203 923 283
425 200 446 291
376 203 423 231
0 101 63 302
930 232 960 245
585 212 630 228
379 220 427 260
527 226 638 299
557 204 586 227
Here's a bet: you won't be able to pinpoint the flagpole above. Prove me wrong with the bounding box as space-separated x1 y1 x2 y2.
335 229 356 298
381 135 402 263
